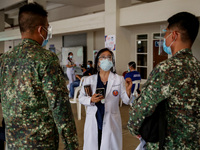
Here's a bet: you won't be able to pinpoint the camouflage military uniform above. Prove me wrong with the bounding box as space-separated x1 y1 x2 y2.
128 48 200 150
0 39 78 150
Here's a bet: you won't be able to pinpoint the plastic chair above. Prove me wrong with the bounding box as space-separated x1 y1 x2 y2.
120 79 141 107
129 80 141 106
72 76 87 120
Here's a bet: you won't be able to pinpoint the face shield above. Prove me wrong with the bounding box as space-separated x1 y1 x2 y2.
47 25 52 40
97 50 116 72
157 25 168 56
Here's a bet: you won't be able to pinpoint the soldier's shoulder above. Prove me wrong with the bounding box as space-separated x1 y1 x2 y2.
25 43 58 64
154 58 175 73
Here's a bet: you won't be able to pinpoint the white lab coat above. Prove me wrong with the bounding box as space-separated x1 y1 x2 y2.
66 59 75 89
79 72 130 150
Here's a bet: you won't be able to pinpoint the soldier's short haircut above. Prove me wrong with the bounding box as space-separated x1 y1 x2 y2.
128 61 136 69
18 2 48 33
167 12 199 44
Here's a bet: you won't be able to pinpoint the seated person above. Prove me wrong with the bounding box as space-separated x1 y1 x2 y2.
122 70 128 78
124 61 141 95
86 60 94 75
69 61 94 99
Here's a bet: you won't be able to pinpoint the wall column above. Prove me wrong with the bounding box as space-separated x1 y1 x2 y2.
0 10 4 53
87 31 95 62
105 0 131 74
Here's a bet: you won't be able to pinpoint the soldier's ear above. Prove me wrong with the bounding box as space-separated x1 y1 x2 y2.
37 26 42 34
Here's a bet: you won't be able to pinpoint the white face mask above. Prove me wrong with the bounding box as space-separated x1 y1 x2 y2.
69 55 73 59
99 59 113 71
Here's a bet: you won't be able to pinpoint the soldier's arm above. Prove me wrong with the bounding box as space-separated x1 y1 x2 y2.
127 65 170 135
42 58 79 149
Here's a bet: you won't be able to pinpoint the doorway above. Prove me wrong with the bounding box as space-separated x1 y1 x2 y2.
153 39 168 68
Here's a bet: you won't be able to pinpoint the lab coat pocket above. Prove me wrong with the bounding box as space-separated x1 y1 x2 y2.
110 113 121 130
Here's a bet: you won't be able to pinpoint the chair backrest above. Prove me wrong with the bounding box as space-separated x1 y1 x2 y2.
79 76 87 87
132 80 141 97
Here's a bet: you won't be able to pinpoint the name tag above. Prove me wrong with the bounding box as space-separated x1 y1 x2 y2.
133 74 140 77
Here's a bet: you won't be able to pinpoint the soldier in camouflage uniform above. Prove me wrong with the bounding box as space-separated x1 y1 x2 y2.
0 3 78 150
128 12 200 149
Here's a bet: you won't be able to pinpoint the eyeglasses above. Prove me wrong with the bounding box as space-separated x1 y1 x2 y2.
98 56 112 61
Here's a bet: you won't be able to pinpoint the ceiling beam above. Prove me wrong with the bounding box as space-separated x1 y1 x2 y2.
5 14 14 27
0 0 25 10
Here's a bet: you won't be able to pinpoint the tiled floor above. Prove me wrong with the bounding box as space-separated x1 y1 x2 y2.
0 102 139 150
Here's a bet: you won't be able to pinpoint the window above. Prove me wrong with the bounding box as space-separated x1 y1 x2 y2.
136 34 148 79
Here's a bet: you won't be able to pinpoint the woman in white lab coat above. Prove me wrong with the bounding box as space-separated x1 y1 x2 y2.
79 48 132 150
66 52 76 90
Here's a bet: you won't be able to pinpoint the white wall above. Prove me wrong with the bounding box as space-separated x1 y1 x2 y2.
48 4 104 22
115 26 132 75
46 35 63 62
120 0 200 27
94 29 104 51
86 29 104 64
4 39 21 52
192 26 200 61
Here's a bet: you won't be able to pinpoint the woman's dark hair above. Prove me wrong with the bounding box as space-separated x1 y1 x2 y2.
68 52 73 62
94 48 116 73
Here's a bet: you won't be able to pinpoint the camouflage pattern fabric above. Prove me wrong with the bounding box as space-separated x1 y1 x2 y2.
0 39 78 150
128 48 200 150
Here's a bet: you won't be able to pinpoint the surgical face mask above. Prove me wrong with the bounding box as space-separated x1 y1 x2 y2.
40 25 52 47
162 32 175 55
99 59 113 71
69 55 73 59
127 66 130 72
87 65 90 68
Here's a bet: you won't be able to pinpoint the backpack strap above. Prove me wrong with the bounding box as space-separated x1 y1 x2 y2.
158 100 167 150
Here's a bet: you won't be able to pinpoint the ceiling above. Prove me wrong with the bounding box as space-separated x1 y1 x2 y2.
1 0 160 28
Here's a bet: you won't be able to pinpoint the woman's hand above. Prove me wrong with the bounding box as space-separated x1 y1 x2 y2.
125 77 132 97
91 94 104 103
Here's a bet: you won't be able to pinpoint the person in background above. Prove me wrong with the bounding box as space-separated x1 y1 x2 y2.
69 61 94 99
0 3 78 149
127 12 200 149
66 52 76 90
124 61 141 95
87 60 94 75
79 48 132 150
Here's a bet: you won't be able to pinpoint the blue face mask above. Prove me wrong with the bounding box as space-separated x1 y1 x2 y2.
163 38 172 55
163 32 176 55
40 26 52 47
42 39 48 47
87 65 90 68
69 55 73 59
100 59 113 71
